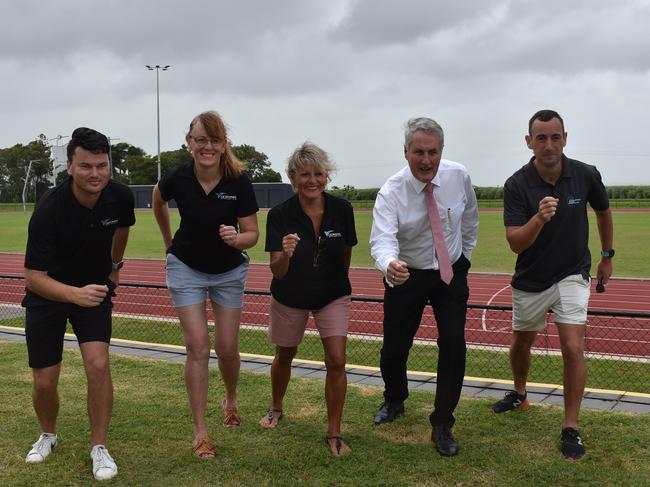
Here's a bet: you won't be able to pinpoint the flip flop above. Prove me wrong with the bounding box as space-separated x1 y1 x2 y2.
259 408 283 429
326 436 352 457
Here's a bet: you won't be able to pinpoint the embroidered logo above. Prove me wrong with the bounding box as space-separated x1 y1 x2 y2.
567 196 582 205
215 192 237 201
100 218 119 226
323 230 342 238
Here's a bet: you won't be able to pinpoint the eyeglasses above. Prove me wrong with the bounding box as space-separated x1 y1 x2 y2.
190 136 221 147
313 236 327 268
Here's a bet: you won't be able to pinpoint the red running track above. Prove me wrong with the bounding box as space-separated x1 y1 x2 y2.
1 253 649 358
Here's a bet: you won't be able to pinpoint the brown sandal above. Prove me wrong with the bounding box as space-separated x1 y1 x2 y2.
222 400 241 428
192 436 215 460
326 436 352 457
259 408 283 429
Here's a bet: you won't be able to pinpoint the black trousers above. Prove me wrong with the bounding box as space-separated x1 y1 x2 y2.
380 255 470 428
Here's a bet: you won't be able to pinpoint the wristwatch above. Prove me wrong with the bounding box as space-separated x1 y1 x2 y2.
600 249 615 258
111 261 124 270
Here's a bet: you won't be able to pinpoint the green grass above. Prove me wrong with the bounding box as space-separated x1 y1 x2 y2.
1 340 648 486
3 313 647 393
1 208 648 277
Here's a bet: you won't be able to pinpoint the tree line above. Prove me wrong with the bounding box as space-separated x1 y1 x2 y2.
330 185 650 201
0 139 282 203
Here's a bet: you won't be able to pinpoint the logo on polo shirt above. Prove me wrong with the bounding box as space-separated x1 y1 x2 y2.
323 230 342 238
567 196 582 205
100 218 119 226
215 192 237 201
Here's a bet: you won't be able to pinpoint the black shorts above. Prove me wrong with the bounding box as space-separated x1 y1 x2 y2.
25 301 113 369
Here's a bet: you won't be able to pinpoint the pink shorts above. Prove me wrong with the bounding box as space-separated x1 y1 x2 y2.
268 295 351 347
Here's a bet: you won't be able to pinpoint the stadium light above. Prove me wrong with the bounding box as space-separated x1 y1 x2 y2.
145 64 171 181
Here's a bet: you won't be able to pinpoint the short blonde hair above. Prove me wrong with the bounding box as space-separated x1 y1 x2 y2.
286 142 336 183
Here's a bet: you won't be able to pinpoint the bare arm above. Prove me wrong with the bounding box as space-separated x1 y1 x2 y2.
25 268 108 307
269 233 300 279
595 208 614 284
108 226 130 284
506 196 559 254
152 184 173 250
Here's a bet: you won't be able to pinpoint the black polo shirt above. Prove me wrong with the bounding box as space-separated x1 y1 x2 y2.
503 155 609 292
23 178 136 306
159 162 259 274
266 193 357 309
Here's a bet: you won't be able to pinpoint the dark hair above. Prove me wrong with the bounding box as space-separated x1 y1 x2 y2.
67 127 110 161
528 110 565 134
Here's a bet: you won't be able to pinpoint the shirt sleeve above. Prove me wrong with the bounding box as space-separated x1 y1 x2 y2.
586 165 610 211
369 187 399 275
461 171 479 259
343 201 358 247
24 208 57 271
118 184 136 227
157 166 177 202
503 176 529 227
237 174 260 218
265 207 284 252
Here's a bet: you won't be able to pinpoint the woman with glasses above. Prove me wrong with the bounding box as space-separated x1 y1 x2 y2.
152 111 259 459
258 142 357 457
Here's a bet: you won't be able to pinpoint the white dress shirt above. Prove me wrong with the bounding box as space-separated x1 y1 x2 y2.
370 160 479 277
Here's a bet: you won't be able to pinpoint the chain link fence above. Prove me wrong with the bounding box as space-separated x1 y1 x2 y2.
1 276 648 394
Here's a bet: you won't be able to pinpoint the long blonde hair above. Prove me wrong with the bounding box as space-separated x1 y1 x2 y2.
187 111 245 179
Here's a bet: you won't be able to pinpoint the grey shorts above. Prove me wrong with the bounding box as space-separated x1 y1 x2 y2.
512 274 591 331
166 253 249 308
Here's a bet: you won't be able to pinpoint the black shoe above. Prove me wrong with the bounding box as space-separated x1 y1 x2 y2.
373 401 404 425
561 427 586 460
431 425 459 457
490 390 529 413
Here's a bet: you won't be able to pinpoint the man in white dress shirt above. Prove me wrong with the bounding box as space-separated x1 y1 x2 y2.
370 117 479 456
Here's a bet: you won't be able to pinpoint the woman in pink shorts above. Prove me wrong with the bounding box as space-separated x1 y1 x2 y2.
258 142 357 456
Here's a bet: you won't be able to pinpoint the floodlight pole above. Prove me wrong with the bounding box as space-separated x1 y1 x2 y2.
22 160 40 212
145 64 170 181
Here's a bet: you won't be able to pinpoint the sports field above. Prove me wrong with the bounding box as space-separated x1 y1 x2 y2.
1 208 649 277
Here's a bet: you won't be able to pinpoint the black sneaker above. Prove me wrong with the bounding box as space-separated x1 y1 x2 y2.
561 427 586 460
490 390 529 413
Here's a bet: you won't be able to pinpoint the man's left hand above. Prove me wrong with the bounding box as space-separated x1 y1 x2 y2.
596 258 613 285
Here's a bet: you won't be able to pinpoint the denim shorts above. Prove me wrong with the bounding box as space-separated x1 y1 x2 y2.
166 253 249 308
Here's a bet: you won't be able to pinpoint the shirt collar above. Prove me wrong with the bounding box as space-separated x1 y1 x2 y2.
524 154 573 187
405 166 441 194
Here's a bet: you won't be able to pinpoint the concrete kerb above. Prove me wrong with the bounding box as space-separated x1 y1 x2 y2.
1 326 648 413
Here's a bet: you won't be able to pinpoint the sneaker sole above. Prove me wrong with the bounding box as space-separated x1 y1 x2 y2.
490 400 530 413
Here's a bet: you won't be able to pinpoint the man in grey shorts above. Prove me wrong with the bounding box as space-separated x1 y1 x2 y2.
491 110 614 461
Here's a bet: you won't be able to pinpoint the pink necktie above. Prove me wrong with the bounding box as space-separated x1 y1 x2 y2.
425 182 453 284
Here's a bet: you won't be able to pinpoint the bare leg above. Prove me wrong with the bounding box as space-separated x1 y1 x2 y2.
32 364 62 433
79 341 112 446
510 330 538 394
211 303 242 410
557 323 586 429
177 304 211 443
322 336 351 456
259 346 296 428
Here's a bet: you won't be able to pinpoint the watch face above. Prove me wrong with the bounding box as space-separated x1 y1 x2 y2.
601 249 615 258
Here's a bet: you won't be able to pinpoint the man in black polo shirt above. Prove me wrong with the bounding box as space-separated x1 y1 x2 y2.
491 110 614 461
22 127 135 481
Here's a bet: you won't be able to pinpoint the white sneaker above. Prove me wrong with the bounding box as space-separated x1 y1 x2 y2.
25 433 58 463
91 445 118 481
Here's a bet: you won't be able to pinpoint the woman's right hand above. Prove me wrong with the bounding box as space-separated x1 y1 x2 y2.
282 233 300 258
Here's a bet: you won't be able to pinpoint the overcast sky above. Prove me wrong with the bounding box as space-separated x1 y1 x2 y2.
2 0 649 187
